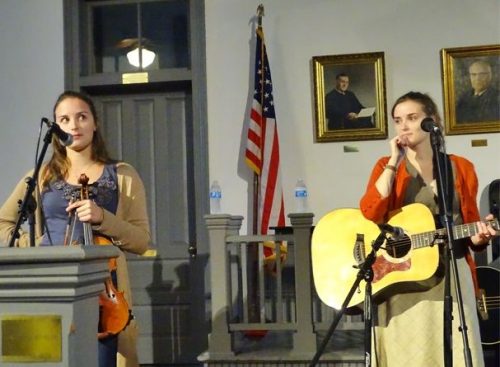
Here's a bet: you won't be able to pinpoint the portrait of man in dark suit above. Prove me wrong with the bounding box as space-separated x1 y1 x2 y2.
322 62 377 132
455 59 500 124
324 73 374 130
312 52 387 142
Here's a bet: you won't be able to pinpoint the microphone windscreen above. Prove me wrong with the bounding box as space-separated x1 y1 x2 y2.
420 117 437 132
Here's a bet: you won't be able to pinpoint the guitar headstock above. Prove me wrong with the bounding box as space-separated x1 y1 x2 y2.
488 217 500 236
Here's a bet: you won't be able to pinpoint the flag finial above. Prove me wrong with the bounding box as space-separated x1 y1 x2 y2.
257 4 264 25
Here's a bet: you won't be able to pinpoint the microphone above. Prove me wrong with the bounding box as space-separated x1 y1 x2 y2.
420 117 441 133
42 118 73 146
379 223 405 240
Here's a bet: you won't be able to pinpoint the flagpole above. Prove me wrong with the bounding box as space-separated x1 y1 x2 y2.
245 4 285 334
252 3 265 236
246 4 265 333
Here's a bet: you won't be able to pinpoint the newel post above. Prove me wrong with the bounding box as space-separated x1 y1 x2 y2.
289 212 316 356
204 214 243 357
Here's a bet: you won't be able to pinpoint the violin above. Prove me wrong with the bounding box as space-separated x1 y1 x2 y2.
78 174 133 340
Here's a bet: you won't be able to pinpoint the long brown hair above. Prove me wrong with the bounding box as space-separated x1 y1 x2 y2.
391 91 444 130
41 90 113 187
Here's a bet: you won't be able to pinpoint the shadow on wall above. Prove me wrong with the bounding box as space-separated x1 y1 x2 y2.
145 254 209 365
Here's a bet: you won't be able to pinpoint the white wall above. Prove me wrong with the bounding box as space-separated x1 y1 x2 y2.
0 0 498 229
0 0 64 203
206 0 500 230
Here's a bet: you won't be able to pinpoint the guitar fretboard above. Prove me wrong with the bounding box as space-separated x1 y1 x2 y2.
411 219 499 249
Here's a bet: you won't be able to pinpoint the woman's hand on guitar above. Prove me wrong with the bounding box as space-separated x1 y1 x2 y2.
66 199 104 225
471 213 497 246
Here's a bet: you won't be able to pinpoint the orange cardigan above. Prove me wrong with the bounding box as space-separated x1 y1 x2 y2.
359 154 485 292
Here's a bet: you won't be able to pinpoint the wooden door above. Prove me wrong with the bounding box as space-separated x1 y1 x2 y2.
93 90 207 364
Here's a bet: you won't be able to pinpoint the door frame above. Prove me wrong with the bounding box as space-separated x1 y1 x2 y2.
62 0 210 363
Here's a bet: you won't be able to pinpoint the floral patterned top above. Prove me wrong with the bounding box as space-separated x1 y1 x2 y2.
40 164 118 245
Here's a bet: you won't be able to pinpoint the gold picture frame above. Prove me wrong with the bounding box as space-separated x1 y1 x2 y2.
441 44 500 135
312 52 387 142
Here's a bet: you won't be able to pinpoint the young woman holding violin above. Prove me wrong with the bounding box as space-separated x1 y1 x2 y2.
0 90 151 367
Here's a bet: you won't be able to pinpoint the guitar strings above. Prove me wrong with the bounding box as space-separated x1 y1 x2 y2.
482 296 500 308
378 218 500 251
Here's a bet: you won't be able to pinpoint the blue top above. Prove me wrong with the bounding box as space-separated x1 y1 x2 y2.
40 164 118 246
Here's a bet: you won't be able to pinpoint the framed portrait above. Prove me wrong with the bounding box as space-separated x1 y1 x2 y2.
441 44 500 135
312 52 387 142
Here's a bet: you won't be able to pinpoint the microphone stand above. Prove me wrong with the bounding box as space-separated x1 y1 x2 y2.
310 230 387 367
8 121 54 248
429 130 472 367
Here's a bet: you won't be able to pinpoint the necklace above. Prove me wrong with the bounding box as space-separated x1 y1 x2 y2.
71 161 98 180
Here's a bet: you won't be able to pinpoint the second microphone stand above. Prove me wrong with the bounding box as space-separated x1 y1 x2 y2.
429 130 472 367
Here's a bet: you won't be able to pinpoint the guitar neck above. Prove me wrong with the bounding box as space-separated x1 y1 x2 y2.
412 219 499 249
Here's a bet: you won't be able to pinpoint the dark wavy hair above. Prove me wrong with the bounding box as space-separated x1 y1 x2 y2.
41 90 113 187
391 91 443 130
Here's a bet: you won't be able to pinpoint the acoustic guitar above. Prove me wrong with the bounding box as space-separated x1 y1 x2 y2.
312 203 499 310
476 266 500 345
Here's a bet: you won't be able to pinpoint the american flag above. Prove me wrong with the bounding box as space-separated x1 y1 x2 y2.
245 26 285 235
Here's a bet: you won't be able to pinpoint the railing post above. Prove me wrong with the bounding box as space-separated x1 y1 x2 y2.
289 212 316 356
204 214 243 358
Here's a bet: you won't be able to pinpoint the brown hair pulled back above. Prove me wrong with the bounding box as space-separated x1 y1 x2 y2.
391 91 444 130
41 90 113 187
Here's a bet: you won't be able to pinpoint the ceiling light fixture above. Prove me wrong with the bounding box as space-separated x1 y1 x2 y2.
126 47 156 68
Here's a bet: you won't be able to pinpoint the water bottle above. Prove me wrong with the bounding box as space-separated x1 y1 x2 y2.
294 179 308 213
209 180 222 214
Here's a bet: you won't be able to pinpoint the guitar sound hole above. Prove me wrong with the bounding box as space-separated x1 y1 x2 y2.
385 236 410 258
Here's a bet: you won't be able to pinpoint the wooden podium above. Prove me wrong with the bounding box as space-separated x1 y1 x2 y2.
0 245 119 367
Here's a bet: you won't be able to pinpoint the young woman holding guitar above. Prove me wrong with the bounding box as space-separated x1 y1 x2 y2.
0 90 151 367
359 92 497 366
